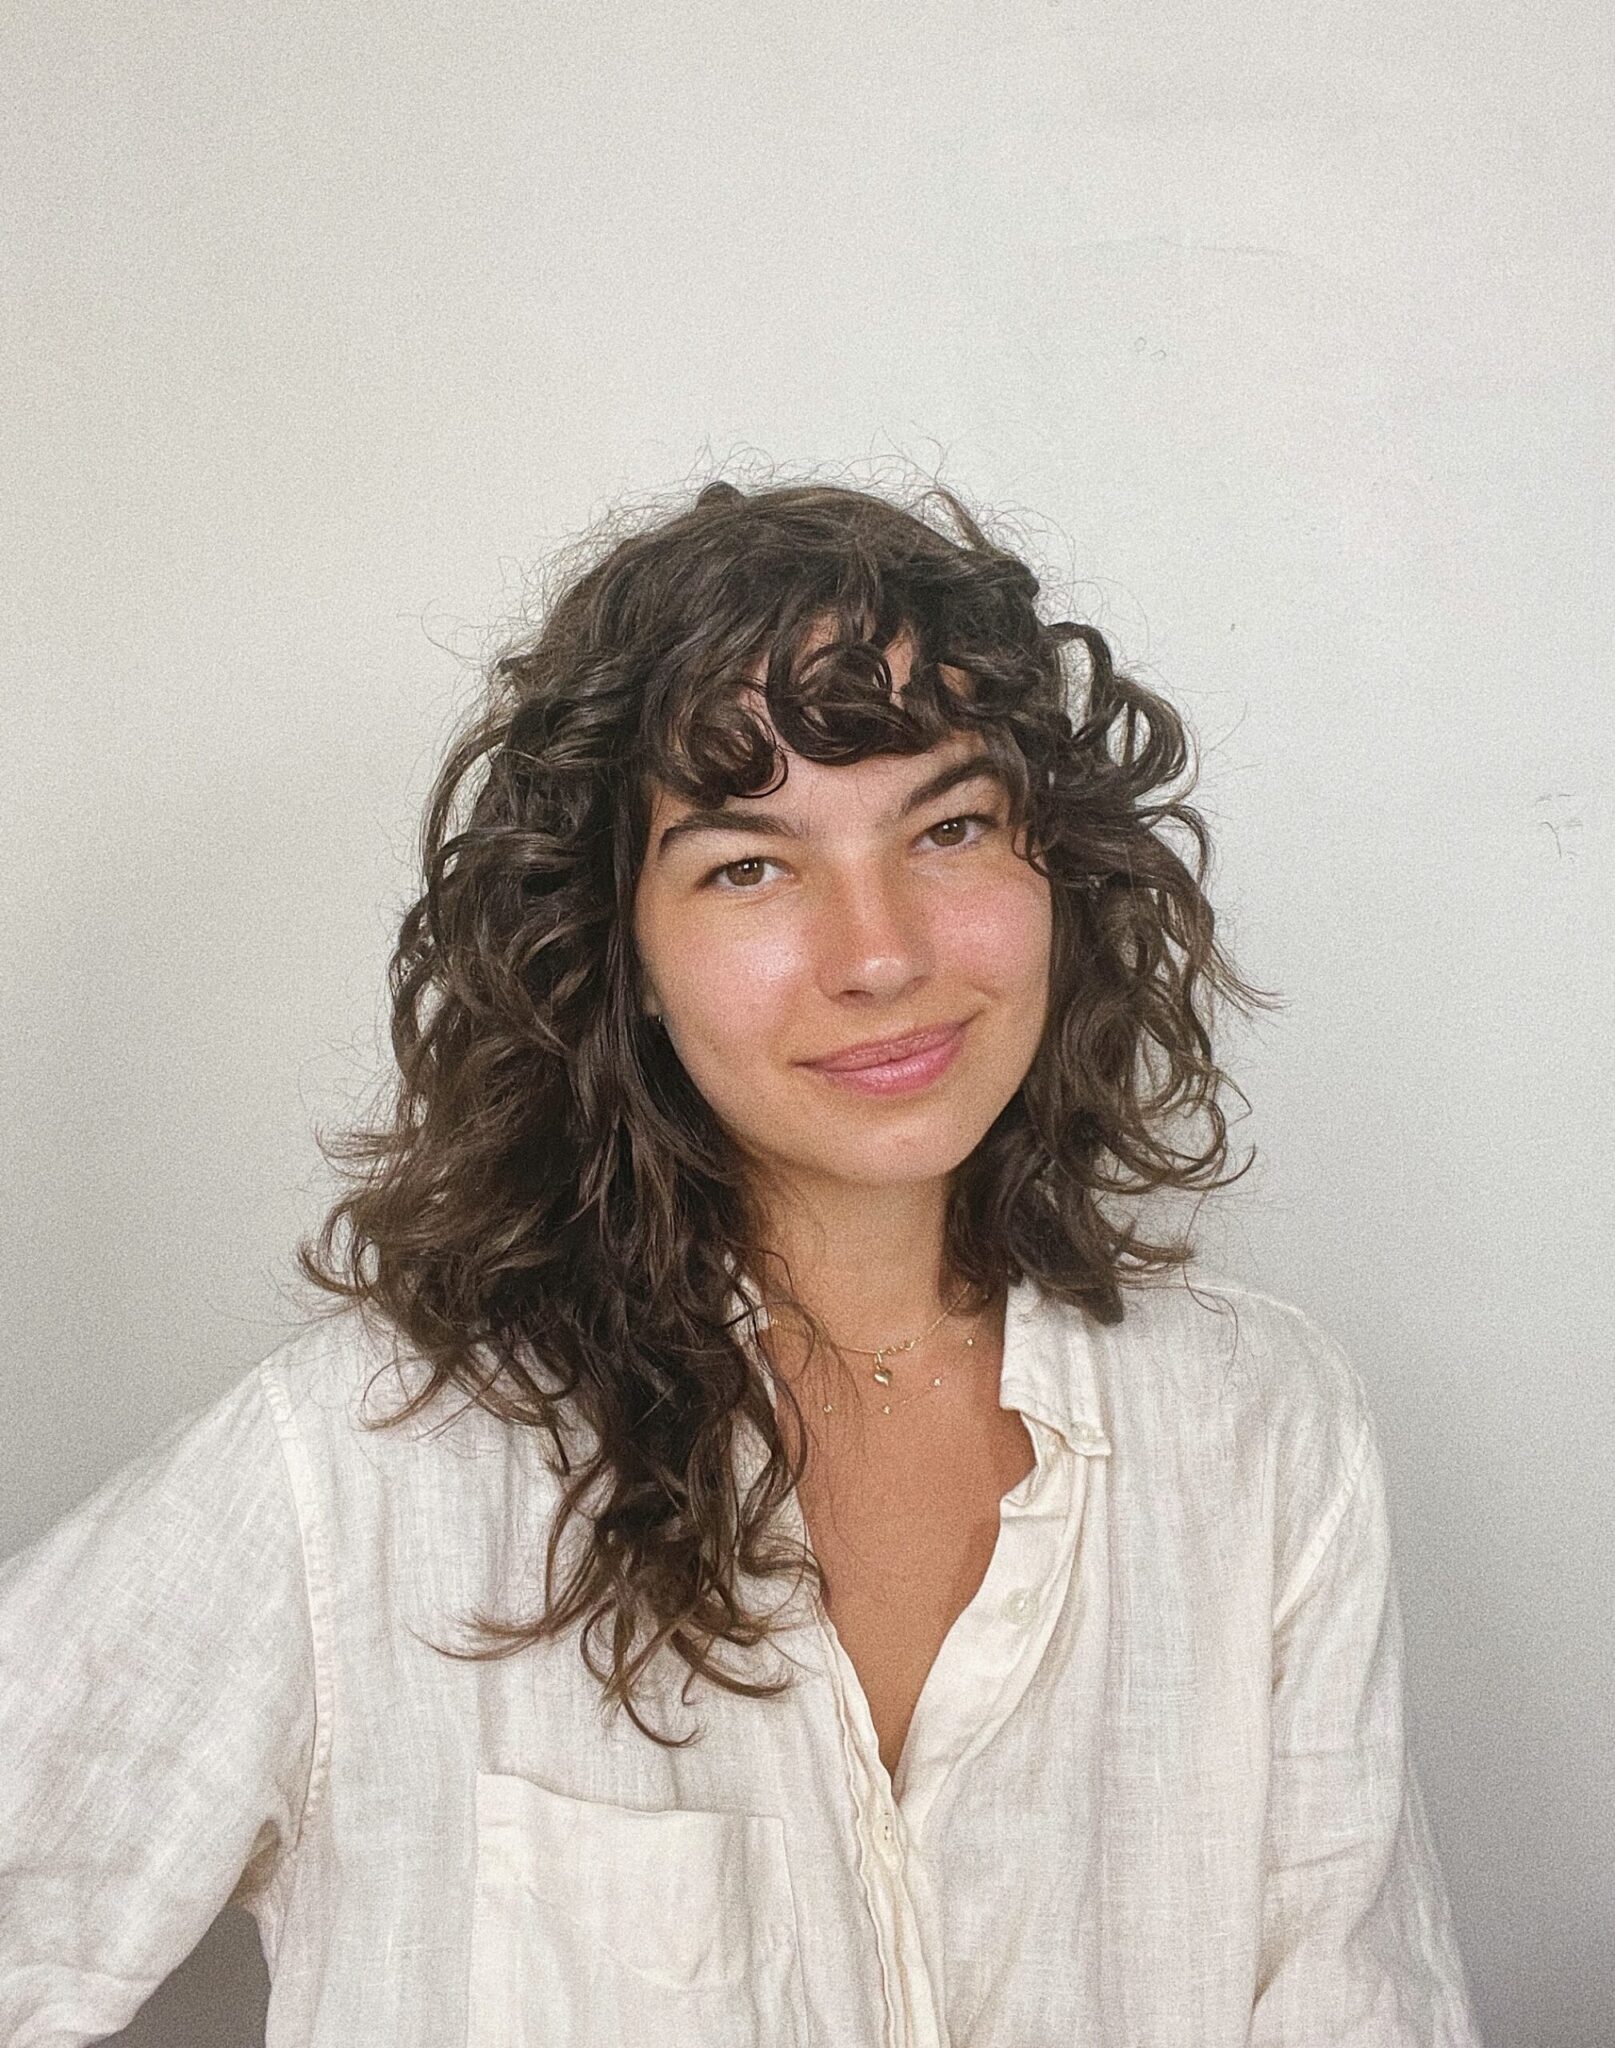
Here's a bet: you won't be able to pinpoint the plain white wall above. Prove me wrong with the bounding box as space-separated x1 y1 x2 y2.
3 2 1610 2042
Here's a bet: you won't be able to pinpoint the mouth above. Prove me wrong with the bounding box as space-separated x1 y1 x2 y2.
802 1021 970 1072
800 1019 971 1096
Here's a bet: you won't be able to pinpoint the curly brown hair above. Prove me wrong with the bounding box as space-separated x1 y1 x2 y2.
296 471 1277 1745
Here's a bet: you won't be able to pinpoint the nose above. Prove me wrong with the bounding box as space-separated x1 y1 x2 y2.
812 860 937 1003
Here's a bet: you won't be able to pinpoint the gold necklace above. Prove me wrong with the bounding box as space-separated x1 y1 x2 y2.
820 1283 988 1418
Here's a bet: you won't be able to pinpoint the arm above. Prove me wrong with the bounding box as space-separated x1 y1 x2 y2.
1252 1392 1482 2045
0 1365 319 2047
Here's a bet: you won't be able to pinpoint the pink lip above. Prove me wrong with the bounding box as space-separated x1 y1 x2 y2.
803 1021 968 1096
806 1022 966 1071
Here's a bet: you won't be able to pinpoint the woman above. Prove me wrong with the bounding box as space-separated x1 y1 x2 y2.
0 478 1483 2045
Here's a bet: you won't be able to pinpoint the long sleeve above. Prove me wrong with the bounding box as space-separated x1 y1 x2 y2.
1251 1389 1482 2045
0 1365 320 2047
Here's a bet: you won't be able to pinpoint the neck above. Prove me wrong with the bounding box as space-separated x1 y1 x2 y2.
745 1172 969 1359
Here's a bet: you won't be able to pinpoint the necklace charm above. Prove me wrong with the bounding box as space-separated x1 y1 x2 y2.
797 1283 988 1420
872 1337 909 1386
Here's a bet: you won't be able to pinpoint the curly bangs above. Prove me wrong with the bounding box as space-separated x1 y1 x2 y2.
296 472 1276 1744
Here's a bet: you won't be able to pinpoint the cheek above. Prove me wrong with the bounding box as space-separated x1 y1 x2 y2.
942 869 1054 989
659 921 807 1042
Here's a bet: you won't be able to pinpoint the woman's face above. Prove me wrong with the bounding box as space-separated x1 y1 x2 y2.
631 636 1054 1209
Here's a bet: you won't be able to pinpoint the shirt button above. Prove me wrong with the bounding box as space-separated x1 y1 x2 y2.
873 1805 900 1861
1001 1586 1040 1625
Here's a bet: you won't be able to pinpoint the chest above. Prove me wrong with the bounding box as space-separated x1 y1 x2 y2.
794 1403 1038 1783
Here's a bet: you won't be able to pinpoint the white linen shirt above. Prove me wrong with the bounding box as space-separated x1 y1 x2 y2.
0 1269 1483 2047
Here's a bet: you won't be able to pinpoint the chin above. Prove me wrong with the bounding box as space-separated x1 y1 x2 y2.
798 1118 993 1184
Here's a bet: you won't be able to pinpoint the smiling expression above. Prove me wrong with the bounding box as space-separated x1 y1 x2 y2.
631 635 1054 1208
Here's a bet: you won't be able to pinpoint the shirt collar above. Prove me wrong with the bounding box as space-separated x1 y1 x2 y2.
721 1258 1112 1460
998 1271 1112 1458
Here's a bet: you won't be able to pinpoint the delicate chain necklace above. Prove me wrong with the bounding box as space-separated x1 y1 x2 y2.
817 1282 990 1418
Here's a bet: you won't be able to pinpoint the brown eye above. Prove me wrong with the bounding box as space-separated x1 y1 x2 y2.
926 812 998 848
704 855 780 892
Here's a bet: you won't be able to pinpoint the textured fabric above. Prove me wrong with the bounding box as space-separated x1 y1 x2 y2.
0 1270 1484 2046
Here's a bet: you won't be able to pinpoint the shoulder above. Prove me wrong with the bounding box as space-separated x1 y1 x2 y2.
248 1305 553 1525
1101 1264 1369 1447
0 1319 349 1609
1090 1268 1377 1592
252 1302 419 1428
253 1304 507 1440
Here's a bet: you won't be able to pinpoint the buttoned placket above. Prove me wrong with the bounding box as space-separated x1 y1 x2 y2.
724 1265 1113 2048
810 1597 943 2048
783 1410 1109 2048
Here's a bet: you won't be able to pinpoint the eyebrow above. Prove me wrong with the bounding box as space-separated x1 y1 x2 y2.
653 754 1010 865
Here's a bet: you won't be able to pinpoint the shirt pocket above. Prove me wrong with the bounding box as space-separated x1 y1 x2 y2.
467 1770 811 2048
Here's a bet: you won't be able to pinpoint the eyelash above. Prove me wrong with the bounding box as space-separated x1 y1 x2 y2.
699 812 1002 893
